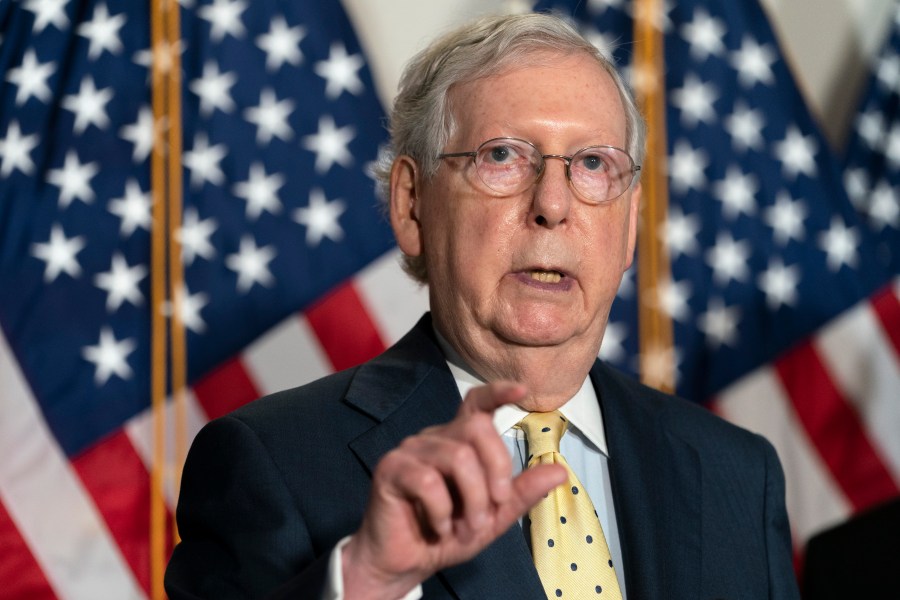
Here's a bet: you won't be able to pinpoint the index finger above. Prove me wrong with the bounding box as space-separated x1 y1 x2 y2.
458 381 527 416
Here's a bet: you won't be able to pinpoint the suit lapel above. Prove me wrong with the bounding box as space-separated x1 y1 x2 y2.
592 362 702 599
345 315 545 598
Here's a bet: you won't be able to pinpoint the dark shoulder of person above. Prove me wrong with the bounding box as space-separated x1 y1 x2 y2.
802 495 900 599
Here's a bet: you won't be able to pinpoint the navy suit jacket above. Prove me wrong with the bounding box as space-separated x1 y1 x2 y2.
166 314 800 599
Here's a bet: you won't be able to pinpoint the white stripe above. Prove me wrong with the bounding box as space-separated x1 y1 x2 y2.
815 294 900 485
124 391 209 508
714 367 852 543
0 331 145 600
243 314 333 394
355 248 430 345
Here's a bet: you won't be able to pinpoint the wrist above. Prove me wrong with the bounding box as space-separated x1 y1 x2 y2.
341 535 423 600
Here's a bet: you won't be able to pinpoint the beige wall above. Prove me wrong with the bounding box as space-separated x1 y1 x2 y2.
342 0 896 148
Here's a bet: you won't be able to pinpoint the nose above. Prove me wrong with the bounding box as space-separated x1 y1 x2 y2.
530 156 572 228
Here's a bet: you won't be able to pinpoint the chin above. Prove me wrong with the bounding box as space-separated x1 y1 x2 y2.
496 313 581 347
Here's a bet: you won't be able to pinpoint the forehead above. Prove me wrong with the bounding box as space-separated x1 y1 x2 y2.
447 51 627 149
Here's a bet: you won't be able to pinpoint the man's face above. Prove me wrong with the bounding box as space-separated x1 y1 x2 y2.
392 51 640 367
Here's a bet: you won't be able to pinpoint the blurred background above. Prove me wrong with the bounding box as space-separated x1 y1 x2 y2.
1 0 898 598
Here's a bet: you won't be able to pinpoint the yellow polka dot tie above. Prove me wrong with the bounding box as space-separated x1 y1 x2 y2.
518 411 623 599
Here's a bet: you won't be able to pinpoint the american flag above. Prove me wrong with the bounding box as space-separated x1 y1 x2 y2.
843 1 900 275
534 0 900 568
0 0 427 597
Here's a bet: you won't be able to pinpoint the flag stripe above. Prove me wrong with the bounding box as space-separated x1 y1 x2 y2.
354 249 430 344
0 499 56 600
305 281 387 371
0 332 144 600
776 342 900 511
713 368 852 543
192 357 263 421
815 283 900 482
872 280 900 360
242 314 332 395
71 431 156 596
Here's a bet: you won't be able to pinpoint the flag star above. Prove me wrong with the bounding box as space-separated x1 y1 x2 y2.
62 76 114 134
81 327 136 385
225 235 276 293
0 121 39 177
24 0 69 33
133 39 185 76
758 258 801 309
119 105 156 162
725 101 765 152
670 73 718 127
698 298 741 349
233 162 284 220
764 192 807 245
176 207 217 265
729 36 776 87
244 88 294 144
293 188 346 246
655 278 692 322
184 133 227 189
256 15 305 72
680 8 725 60
588 0 623 11
773 126 817 179
663 206 701 258
867 180 899 230
705 232 751 286
598 320 627 363
6 49 56 106
314 42 365 99
668 139 709 193
844 167 869 209
47 150 99 208
855 109 885 149
640 345 680 390
166 285 209 334
77 2 126 60
876 53 900 93
302 115 355 174
94 252 147 312
31 224 86 282
818 217 860 271
712 166 758 220
189 61 237 117
109 179 152 236
882 123 900 169
198 0 247 42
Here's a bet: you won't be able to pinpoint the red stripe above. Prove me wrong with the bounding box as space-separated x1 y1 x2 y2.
192 357 262 420
71 429 170 596
871 284 900 360
775 341 899 511
305 281 386 371
0 498 57 600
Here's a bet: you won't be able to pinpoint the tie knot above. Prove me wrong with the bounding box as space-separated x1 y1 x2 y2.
518 410 568 458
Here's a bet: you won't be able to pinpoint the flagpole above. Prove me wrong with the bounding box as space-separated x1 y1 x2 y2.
633 0 675 393
150 0 187 596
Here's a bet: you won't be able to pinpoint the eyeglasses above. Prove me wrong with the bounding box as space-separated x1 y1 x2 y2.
437 137 640 204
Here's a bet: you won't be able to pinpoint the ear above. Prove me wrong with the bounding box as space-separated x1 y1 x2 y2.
622 182 641 270
389 155 423 258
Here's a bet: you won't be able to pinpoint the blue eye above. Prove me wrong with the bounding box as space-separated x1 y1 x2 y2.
489 145 512 163
580 154 607 172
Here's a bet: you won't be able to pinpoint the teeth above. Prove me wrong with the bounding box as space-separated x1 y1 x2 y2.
529 270 562 283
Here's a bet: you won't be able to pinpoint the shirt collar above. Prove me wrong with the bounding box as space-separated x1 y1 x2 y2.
435 328 609 457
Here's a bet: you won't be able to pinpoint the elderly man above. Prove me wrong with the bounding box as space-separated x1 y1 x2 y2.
166 12 799 600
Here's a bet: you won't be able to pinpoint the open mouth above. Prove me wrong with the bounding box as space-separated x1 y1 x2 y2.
528 269 564 284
